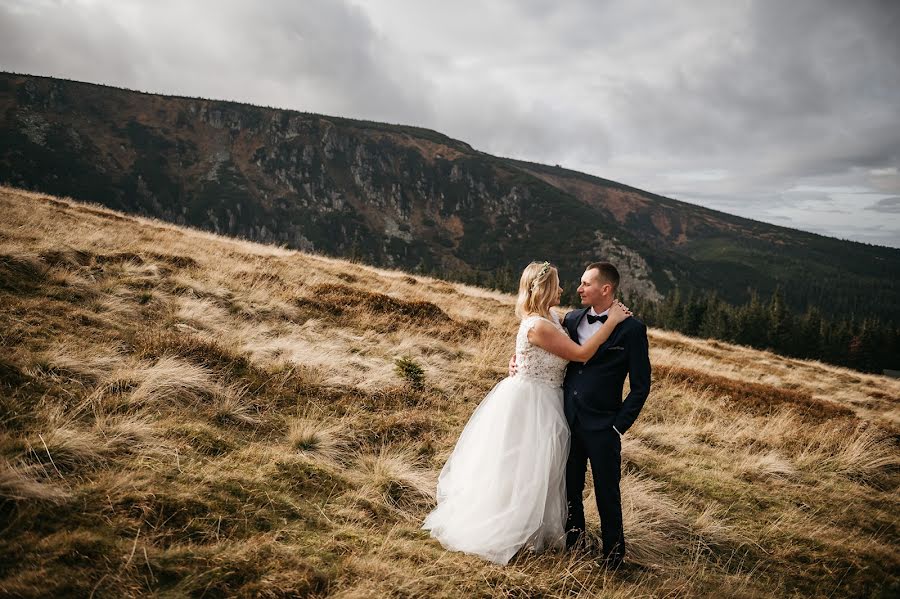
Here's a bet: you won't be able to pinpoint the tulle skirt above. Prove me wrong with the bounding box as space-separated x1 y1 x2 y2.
422 375 570 565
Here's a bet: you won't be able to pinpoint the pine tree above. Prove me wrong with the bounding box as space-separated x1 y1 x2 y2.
699 292 728 339
682 290 706 336
768 287 792 352
797 307 823 359
737 291 767 347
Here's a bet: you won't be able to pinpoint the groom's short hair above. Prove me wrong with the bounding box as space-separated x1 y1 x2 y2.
586 261 620 292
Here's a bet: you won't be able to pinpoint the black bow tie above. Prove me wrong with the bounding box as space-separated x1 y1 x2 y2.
586 313 608 325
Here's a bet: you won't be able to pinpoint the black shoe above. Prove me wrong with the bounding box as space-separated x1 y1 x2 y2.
601 538 625 569
602 553 625 570
565 528 586 551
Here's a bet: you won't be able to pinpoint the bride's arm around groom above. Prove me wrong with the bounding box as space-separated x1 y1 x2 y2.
527 301 632 363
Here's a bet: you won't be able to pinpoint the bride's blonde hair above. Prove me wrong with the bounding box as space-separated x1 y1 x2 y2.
515 261 559 320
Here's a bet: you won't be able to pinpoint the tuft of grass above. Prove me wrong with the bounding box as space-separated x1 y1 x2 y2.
286 418 348 463
29 344 123 384
0 354 30 389
0 251 47 294
0 459 69 502
736 450 797 481
128 356 217 408
795 422 899 482
94 414 158 456
615 473 691 567
24 425 107 474
354 448 435 520
210 385 261 427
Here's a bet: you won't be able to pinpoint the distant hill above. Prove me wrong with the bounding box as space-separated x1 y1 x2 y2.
1 187 898 597
2 72 898 322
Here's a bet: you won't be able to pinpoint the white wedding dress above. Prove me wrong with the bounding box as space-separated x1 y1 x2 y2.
422 315 570 565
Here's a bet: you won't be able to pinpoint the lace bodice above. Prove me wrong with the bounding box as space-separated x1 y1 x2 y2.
515 315 569 387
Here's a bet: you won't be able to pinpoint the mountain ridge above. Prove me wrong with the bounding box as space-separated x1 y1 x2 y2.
2 71 898 322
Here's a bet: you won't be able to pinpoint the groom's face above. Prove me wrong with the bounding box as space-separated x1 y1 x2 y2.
577 268 609 308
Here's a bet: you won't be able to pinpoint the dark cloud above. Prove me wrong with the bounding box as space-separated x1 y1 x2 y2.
0 2 138 83
865 197 900 213
0 0 434 126
603 1 900 177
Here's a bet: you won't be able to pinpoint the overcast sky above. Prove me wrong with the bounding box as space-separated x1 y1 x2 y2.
2 0 899 248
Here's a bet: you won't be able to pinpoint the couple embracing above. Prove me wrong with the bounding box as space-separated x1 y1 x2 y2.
423 261 652 567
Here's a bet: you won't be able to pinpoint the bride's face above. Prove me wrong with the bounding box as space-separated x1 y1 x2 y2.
549 272 563 308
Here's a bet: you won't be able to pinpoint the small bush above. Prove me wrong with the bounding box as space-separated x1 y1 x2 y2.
394 357 424 389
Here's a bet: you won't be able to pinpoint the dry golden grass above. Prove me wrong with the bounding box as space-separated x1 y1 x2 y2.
0 459 69 503
352 447 436 520
286 417 349 463
0 185 898 598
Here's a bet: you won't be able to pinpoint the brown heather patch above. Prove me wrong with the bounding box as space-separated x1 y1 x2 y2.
366 129 469 163
89 250 198 270
868 389 899 401
234 268 287 289
79 205 131 222
0 252 47 294
655 364 856 422
321 385 450 422
650 334 728 361
38 247 94 269
0 354 29 389
296 282 488 340
130 329 256 375
357 409 443 457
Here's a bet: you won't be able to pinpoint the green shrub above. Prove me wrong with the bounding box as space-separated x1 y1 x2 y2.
394 357 424 388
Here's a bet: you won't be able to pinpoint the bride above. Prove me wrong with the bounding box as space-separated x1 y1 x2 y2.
422 261 631 564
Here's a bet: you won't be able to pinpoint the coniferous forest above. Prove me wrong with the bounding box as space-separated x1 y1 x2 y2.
623 288 899 375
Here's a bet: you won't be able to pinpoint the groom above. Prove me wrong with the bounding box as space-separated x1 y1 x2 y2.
562 262 651 568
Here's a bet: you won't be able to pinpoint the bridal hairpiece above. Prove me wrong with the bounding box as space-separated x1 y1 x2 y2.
531 261 551 290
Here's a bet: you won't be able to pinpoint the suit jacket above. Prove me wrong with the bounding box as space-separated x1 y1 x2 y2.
562 308 651 434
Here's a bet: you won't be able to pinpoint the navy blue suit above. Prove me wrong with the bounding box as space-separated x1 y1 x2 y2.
562 307 651 564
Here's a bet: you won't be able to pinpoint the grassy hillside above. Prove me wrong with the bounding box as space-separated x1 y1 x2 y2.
0 186 898 598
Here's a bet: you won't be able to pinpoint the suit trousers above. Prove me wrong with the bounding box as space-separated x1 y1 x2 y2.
565 423 625 564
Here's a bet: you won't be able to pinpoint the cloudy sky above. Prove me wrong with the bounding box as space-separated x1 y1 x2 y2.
2 0 899 247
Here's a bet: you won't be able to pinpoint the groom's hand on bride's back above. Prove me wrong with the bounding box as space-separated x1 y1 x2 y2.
508 355 517 377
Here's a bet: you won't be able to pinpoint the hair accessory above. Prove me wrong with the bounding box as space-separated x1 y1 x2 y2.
531 261 551 291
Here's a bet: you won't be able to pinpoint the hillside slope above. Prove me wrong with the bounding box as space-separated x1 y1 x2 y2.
1 186 898 598
2 72 899 322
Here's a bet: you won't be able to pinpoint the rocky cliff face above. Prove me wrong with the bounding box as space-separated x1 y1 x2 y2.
2 73 899 319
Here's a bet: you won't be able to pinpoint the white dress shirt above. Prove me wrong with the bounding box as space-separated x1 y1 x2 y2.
576 306 609 344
